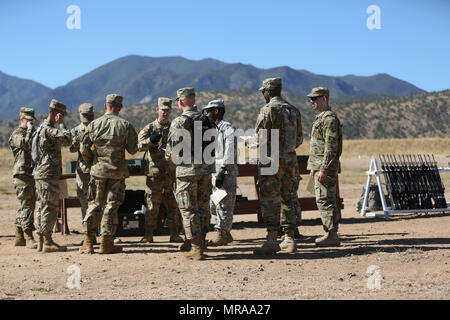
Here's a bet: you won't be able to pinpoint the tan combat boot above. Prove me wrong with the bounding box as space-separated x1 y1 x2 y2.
182 236 204 260
225 231 234 244
99 235 123 254
139 226 153 243
23 228 38 249
37 233 44 252
280 229 296 253
179 238 191 252
14 227 26 246
43 234 67 253
315 230 341 247
206 229 229 247
169 225 184 243
79 234 94 254
253 231 281 255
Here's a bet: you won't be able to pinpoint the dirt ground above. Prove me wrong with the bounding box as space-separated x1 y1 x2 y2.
0 157 449 300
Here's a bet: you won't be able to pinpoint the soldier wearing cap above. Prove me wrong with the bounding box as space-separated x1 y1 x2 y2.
33 99 72 252
79 94 138 254
254 78 303 255
8 107 38 248
202 99 238 246
70 103 95 226
165 87 215 260
138 97 183 244
307 87 342 247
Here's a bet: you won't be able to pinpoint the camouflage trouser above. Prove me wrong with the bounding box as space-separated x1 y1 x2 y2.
76 170 90 220
145 173 180 232
35 179 60 235
258 165 298 232
280 173 302 228
13 175 36 230
83 178 126 236
175 174 212 240
314 171 339 232
210 187 236 232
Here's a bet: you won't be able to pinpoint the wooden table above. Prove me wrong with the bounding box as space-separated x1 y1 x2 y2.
57 155 344 235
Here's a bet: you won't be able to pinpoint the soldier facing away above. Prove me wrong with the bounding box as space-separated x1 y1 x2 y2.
9 107 38 249
33 99 72 253
138 97 183 244
254 78 303 255
202 99 238 247
79 94 138 254
165 87 215 260
70 103 95 222
307 87 343 247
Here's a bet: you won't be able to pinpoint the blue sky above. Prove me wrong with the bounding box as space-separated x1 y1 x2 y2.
1 0 449 92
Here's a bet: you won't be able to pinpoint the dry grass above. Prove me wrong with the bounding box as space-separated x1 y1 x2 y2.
296 137 450 158
0 137 448 196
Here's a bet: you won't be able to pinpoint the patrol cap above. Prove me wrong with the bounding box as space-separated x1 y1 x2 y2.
49 99 67 115
203 99 225 111
78 103 94 122
307 87 330 98
19 107 36 120
259 78 282 91
175 87 195 101
106 94 123 106
158 97 172 110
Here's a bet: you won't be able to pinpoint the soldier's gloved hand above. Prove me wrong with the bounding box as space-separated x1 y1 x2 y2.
150 132 162 144
215 170 225 188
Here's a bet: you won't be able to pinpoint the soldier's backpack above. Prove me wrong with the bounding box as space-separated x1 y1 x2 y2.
280 103 298 153
181 113 216 160
31 123 48 169
356 183 387 212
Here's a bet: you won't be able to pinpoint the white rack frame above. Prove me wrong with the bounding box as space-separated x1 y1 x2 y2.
360 157 450 220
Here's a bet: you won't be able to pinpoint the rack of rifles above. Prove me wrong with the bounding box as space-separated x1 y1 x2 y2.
379 154 448 210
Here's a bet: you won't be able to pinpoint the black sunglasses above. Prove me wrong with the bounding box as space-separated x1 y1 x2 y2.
310 96 323 101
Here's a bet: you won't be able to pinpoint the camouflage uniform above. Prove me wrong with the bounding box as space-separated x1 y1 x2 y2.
69 103 95 220
255 80 303 234
138 98 181 238
165 89 214 242
81 95 138 237
9 108 36 231
307 88 343 233
33 102 72 237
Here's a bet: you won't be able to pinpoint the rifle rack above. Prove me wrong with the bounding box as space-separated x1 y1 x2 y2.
360 157 450 220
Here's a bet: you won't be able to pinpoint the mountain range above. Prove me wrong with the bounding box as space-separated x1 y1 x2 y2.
0 55 426 120
0 88 448 149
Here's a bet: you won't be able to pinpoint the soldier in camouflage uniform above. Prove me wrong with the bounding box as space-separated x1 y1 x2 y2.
9 107 38 249
138 97 183 244
307 87 343 247
70 103 95 221
165 88 214 260
254 78 303 255
80 94 138 254
202 100 238 247
33 100 72 253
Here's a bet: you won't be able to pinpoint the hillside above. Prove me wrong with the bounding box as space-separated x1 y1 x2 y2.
0 89 448 148
0 71 51 120
0 55 425 120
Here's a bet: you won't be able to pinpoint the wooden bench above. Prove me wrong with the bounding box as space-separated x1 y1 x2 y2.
57 155 344 234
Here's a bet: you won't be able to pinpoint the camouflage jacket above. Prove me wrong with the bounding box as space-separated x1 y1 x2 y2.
165 106 214 177
81 112 138 179
33 119 72 180
138 119 174 178
215 120 238 178
9 126 35 177
70 123 91 175
255 96 303 167
307 106 342 174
